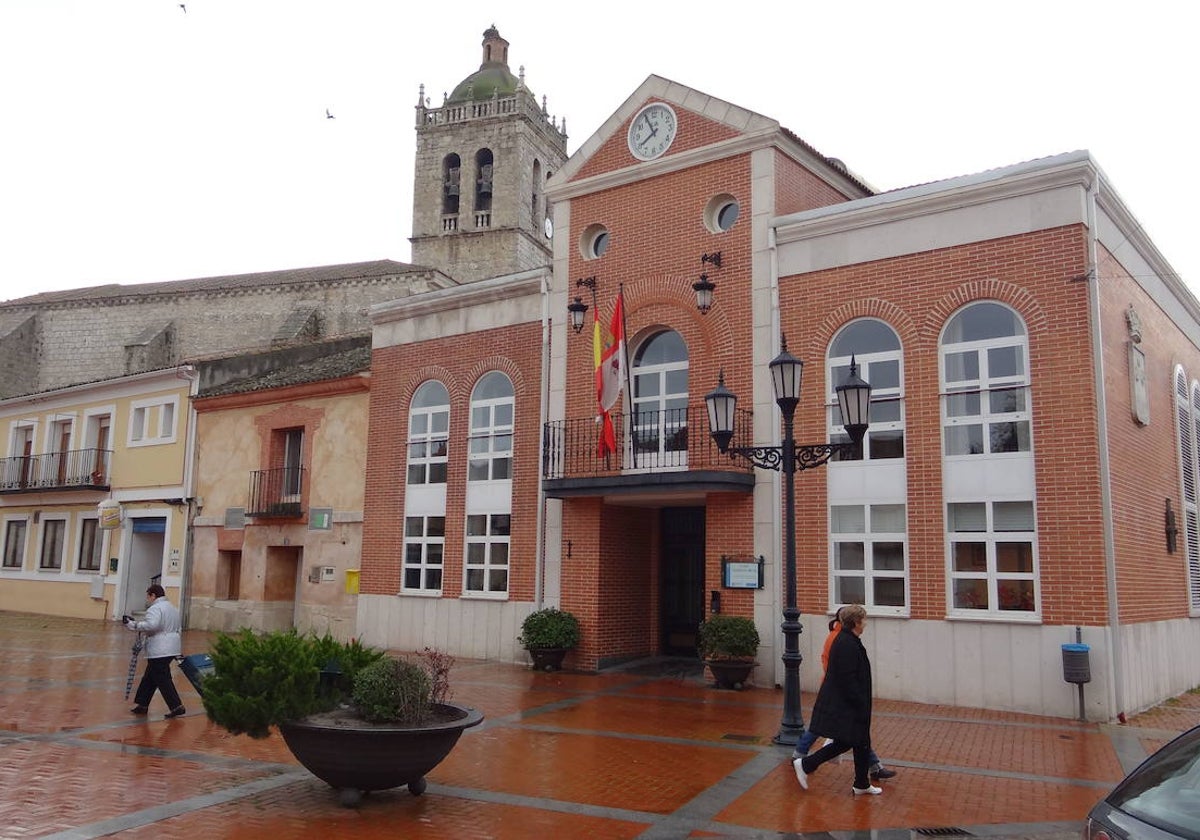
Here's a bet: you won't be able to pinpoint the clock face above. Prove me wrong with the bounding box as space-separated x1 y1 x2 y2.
627 102 678 161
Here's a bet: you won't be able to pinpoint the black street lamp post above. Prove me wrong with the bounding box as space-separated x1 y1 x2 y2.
705 334 871 746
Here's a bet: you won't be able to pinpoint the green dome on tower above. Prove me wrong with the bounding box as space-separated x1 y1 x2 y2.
447 26 521 104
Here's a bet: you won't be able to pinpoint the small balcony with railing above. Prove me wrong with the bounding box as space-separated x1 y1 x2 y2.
0 449 112 493
542 404 755 498
246 467 305 518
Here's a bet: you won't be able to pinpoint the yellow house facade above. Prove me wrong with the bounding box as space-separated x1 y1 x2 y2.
0 367 197 619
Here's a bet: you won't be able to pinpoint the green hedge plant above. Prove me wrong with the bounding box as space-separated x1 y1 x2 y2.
697 615 760 661
518 607 581 650
201 629 456 738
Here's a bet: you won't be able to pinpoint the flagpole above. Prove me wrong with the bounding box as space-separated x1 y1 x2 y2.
619 285 637 469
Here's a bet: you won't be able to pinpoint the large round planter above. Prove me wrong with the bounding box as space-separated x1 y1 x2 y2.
526 647 570 671
279 702 483 805
704 659 756 690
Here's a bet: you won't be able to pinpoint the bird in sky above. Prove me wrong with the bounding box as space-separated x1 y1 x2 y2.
326 108 335 120
178 3 186 12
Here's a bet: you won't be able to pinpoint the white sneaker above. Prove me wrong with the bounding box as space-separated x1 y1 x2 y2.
851 784 883 796
792 758 809 790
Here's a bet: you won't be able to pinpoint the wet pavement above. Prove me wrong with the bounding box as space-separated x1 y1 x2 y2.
2 611 1197 839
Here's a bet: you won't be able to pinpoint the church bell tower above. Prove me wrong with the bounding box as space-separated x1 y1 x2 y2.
411 26 568 283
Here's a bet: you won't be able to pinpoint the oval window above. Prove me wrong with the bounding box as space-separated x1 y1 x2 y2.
581 224 610 260
704 194 740 233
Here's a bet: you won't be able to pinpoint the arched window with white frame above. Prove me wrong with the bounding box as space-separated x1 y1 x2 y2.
630 330 688 470
826 318 909 614
828 318 905 461
1174 366 1200 612
403 380 450 594
941 301 1039 618
941 302 1031 457
464 372 514 596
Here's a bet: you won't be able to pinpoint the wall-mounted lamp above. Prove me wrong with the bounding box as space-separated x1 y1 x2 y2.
693 252 722 314
568 276 597 334
1166 498 1179 554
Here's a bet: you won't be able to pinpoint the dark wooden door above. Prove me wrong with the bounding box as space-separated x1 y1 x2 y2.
660 507 705 656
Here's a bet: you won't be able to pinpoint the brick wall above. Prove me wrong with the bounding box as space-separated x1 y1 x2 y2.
361 320 544 600
778 225 1120 625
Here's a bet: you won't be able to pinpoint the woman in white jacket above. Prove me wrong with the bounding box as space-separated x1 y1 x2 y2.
125 584 185 718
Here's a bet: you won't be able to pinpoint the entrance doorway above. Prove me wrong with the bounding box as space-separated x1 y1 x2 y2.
659 506 705 656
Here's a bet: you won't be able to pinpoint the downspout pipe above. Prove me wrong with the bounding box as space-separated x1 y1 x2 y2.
535 270 550 609
1086 173 1125 721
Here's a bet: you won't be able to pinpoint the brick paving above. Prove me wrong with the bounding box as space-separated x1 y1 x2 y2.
1 612 1196 839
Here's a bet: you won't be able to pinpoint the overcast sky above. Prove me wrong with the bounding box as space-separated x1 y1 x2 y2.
1 1 1194 303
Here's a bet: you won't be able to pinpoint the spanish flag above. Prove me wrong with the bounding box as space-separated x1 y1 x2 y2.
594 289 626 457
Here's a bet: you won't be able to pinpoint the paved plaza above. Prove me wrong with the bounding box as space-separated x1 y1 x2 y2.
2 611 1197 839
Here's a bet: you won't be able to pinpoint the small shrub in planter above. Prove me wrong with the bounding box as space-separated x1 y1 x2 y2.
351 658 432 724
518 607 581 670
518 607 581 650
697 614 760 661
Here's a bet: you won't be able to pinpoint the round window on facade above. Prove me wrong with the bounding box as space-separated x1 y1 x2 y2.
704 194 740 233
581 224 610 259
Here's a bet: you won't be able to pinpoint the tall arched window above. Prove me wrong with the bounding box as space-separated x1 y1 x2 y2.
828 318 904 460
407 381 449 486
468 372 513 483
941 302 1038 617
1175 367 1200 611
403 380 450 594
941 302 1031 456
475 148 494 224
631 330 688 469
531 159 542 231
826 318 908 613
465 372 514 596
442 155 461 217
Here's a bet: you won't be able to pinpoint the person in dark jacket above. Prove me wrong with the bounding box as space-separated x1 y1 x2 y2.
792 604 880 795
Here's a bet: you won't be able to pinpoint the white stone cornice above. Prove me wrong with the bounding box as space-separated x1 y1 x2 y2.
369 270 545 326
773 151 1098 246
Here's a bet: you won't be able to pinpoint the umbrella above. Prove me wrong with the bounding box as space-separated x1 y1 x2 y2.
125 632 144 700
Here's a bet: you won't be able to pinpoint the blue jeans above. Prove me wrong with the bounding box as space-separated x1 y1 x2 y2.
791 729 881 768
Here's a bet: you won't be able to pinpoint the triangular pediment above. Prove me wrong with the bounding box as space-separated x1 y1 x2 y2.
547 75 868 201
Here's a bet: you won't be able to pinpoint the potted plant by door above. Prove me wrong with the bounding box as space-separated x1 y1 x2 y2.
518 607 581 671
201 629 482 807
698 614 760 690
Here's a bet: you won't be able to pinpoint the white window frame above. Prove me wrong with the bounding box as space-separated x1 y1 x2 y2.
467 373 514 484
630 330 689 471
75 514 105 573
127 395 180 447
1 516 29 571
463 512 510 597
36 515 69 572
827 318 905 462
947 500 1039 619
406 382 450 487
1173 366 1200 614
940 303 1032 458
401 514 445 595
830 503 908 615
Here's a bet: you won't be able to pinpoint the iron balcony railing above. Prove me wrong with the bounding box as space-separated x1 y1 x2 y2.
542 404 755 480
246 467 305 518
0 448 111 493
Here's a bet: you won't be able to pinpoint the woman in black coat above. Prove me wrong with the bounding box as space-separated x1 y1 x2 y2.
792 604 880 795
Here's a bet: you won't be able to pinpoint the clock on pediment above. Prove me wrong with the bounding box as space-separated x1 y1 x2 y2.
627 102 677 161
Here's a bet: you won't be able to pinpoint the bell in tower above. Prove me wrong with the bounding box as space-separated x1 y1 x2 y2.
410 26 568 284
